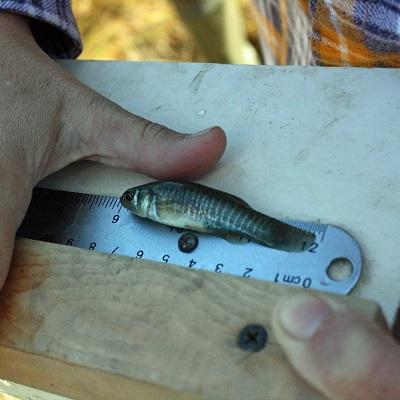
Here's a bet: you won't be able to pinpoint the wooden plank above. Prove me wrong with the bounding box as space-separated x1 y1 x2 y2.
0 394 20 400
0 346 196 400
1 381 68 400
0 239 382 400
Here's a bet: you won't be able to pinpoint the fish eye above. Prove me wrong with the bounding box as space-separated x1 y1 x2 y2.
124 192 133 202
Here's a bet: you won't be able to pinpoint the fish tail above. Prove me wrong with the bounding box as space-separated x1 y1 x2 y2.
255 215 316 252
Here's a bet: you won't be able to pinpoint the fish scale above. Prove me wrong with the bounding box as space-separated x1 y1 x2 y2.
17 187 362 295
136 181 314 256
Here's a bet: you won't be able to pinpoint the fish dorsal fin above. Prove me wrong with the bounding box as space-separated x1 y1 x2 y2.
223 192 252 209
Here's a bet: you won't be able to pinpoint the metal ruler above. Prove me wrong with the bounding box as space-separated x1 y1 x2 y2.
17 188 362 295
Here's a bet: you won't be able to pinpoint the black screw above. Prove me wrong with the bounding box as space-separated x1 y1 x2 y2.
238 324 268 352
178 233 199 253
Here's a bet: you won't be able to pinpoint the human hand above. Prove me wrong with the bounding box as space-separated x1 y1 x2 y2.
273 293 400 400
0 12 226 288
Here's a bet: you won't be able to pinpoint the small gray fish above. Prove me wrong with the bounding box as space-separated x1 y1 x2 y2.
120 181 315 252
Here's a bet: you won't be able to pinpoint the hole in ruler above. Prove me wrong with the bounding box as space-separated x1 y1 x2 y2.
326 258 353 282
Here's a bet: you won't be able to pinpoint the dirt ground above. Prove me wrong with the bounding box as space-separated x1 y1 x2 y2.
71 0 259 62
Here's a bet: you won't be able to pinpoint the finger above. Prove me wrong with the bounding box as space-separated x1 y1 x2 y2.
69 91 227 180
392 305 400 343
0 225 14 290
272 294 400 400
0 203 16 289
0 165 32 288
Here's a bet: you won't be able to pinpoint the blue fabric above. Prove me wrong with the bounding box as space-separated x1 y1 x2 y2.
353 0 400 52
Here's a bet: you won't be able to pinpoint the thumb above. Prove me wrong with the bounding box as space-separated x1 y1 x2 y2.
70 90 226 180
272 294 400 400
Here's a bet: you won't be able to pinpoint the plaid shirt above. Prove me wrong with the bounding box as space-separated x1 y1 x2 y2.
0 0 81 58
252 0 400 66
1 0 400 65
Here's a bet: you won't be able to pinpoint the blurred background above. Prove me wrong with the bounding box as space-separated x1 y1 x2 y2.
71 0 261 64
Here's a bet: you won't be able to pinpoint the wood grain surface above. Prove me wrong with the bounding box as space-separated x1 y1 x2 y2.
0 239 382 400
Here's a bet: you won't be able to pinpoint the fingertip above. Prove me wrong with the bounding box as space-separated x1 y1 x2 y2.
209 126 227 157
193 125 227 143
146 126 227 180
185 126 227 173
185 125 227 158
273 294 400 400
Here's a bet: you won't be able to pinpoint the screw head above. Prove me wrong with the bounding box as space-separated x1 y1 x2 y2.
238 324 268 352
178 233 199 253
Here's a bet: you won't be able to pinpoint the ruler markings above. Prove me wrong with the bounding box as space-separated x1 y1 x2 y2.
83 195 91 205
309 222 317 234
16 188 362 295
320 225 328 242
89 196 97 209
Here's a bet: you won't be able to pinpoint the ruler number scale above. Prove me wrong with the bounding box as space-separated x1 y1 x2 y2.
17 188 362 295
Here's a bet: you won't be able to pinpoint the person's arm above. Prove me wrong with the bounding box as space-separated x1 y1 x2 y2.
0 12 226 288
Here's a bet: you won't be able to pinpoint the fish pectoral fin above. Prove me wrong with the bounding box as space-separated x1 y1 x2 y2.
222 233 251 244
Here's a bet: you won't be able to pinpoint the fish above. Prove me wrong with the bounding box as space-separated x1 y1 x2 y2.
120 181 316 252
